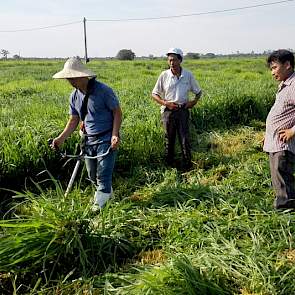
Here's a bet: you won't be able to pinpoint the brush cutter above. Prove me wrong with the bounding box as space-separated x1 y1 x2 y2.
48 139 111 197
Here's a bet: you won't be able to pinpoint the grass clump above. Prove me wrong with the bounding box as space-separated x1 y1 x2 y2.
0 186 139 293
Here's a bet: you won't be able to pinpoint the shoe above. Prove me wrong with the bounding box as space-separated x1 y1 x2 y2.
164 159 174 167
93 188 113 209
181 160 193 171
274 198 295 211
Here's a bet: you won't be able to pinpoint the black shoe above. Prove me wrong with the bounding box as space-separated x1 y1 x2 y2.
164 158 174 167
181 160 193 171
274 198 295 211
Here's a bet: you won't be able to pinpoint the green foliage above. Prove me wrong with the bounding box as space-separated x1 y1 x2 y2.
0 58 276 182
0 186 142 293
116 49 136 60
1 58 294 294
118 255 229 295
185 52 200 59
0 193 132 270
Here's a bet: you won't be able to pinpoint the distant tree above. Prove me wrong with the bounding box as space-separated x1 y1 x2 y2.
116 49 135 60
185 52 200 59
1 49 9 59
13 54 21 59
204 53 216 58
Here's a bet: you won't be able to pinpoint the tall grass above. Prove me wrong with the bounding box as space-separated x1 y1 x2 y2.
0 57 276 182
0 184 141 293
1 58 294 294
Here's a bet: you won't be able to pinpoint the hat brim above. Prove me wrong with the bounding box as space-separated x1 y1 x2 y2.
52 69 96 79
166 52 183 58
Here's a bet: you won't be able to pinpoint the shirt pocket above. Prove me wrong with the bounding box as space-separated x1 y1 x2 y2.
180 77 190 88
165 79 176 92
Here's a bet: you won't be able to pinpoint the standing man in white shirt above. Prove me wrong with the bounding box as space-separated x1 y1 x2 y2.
152 48 202 169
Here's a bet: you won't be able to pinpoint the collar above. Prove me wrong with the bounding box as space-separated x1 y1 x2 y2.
86 77 96 95
279 71 295 89
169 67 183 78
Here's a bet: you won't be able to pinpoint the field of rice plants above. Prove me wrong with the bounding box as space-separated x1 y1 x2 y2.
0 57 294 294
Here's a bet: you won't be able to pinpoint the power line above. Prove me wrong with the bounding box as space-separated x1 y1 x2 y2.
0 0 293 33
0 20 82 33
88 0 294 22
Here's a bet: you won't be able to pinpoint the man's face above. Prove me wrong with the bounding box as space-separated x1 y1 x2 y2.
67 77 83 89
167 54 181 71
269 61 292 81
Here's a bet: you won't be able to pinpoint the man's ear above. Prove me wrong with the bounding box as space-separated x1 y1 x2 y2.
285 60 292 70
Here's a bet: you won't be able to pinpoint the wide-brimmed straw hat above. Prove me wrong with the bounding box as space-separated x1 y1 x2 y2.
53 56 96 79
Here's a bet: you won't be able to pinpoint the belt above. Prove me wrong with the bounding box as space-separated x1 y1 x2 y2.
169 103 186 111
81 128 113 138
175 103 186 109
80 128 113 149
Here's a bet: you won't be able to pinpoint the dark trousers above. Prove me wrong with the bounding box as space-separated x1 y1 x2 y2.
161 108 191 166
269 150 295 209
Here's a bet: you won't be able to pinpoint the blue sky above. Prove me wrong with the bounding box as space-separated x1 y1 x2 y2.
0 0 295 57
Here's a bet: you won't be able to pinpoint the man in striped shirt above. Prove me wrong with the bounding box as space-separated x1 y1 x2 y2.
263 49 295 210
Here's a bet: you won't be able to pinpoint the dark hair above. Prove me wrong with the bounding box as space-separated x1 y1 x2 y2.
267 49 294 68
167 53 182 62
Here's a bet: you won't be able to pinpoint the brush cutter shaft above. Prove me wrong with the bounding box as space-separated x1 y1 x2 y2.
65 159 81 197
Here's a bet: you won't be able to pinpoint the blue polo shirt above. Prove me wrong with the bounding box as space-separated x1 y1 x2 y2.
69 79 119 144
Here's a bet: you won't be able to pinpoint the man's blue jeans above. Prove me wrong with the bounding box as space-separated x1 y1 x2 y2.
84 143 116 206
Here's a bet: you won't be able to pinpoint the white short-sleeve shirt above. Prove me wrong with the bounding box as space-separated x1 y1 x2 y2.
152 68 201 111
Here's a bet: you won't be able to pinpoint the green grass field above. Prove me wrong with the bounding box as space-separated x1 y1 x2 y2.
0 57 294 294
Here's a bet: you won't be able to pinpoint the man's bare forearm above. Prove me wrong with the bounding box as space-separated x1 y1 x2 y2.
112 107 122 137
152 93 166 106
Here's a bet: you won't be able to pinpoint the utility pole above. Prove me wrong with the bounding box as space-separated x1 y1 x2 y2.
83 17 89 63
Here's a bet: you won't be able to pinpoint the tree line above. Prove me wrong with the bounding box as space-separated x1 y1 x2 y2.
2 48 294 60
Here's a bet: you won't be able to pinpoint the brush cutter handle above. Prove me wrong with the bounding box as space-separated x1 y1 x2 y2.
47 138 58 150
59 146 111 160
83 146 112 159
47 138 68 159
47 139 112 160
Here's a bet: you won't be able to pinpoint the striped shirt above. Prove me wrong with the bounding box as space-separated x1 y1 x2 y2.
263 72 295 153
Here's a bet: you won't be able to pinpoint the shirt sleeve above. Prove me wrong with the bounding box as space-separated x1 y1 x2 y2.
69 90 79 116
103 86 120 111
152 72 164 97
189 72 201 95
